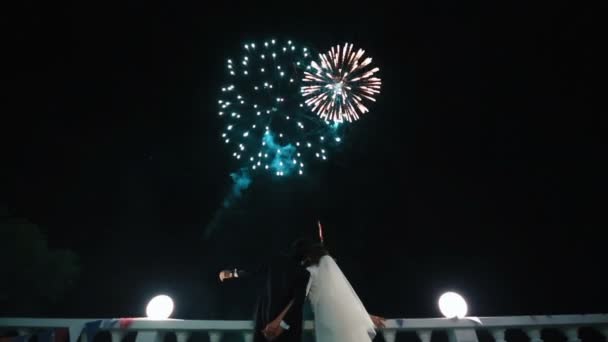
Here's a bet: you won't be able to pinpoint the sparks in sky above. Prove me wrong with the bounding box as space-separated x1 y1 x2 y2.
218 39 344 177
301 43 381 123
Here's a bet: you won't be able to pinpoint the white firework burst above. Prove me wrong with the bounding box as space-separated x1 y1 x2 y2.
301 43 381 123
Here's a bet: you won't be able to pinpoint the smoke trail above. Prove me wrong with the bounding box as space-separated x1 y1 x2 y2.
205 131 297 238
204 169 251 239
262 131 298 176
224 168 252 207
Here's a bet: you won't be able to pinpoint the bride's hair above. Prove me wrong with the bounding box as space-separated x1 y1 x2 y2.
302 243 329 267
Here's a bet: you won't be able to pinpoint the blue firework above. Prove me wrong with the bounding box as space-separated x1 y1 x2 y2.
218 39 343 177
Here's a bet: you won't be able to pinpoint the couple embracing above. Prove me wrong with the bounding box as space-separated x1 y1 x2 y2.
219 238 385 342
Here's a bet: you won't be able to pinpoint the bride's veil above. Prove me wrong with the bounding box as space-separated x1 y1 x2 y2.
310 255 376 339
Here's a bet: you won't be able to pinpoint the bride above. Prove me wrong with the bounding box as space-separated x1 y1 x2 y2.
264 242 385 342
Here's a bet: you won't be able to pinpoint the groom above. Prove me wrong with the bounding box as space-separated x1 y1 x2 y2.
219 238 313 342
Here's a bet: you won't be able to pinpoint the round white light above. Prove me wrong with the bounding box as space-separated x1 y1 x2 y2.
438 292 468 318
146 295 174 319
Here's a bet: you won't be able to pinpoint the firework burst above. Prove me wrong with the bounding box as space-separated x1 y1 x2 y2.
301 43 381 123
218 39 344 177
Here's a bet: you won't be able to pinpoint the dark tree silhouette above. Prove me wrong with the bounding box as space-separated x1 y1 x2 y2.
0 207 80 315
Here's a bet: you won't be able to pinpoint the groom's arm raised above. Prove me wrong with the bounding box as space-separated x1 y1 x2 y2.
218 265 266 282
218 268 247 281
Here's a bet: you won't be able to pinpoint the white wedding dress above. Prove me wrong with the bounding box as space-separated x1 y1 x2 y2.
306 255 376 342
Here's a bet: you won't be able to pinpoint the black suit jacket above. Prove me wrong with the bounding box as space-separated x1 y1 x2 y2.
234 255 310 342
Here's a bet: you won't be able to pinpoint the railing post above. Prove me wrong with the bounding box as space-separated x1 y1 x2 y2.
491 329 506 342
449 329 479 342
111 331 126 342
417 330 432 342
525 329 543 342
382 331 397 342
176 332 191 342
135 331 164 342
17 329 31 340
209 331 223 342
242 332 253 342
562 328 580 342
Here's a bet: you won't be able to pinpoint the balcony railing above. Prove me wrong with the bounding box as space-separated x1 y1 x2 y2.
1 315 607 342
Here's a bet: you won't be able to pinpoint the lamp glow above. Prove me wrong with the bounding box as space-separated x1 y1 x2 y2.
146 295 174 319
438 292 468 318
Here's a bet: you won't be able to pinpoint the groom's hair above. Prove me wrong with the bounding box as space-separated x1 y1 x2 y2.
290 237 331 266
289 237 315 261
302 243 329 267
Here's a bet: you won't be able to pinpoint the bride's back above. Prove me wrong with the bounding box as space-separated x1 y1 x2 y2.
305 254 376 342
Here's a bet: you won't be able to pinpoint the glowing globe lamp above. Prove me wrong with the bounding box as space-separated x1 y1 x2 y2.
438 292 468 318
146 295 174 319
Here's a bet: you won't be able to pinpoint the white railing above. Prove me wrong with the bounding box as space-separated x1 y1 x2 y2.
1 315 607 342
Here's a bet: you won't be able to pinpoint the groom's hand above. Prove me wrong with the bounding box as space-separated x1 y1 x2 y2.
262 320 284 341
218 270 234 282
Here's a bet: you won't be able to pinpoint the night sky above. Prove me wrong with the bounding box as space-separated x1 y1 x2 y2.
3 1 606 319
